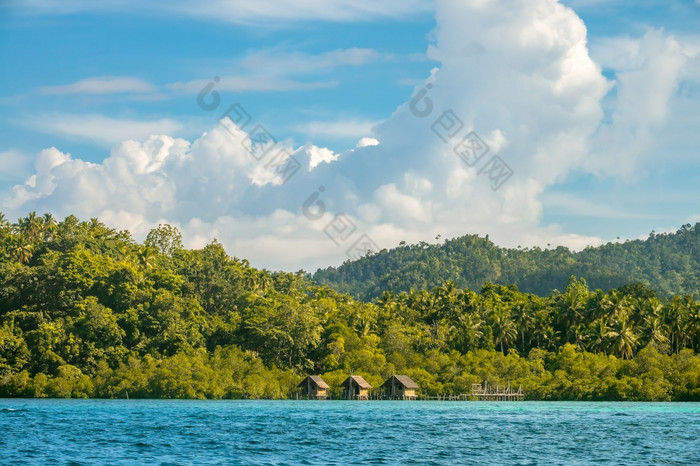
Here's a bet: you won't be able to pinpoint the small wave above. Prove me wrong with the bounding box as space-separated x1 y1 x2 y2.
0 408 29 413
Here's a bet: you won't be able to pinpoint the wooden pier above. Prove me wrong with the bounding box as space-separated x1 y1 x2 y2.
468 382 524 401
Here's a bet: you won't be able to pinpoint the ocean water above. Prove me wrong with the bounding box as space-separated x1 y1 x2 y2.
1 400 699 465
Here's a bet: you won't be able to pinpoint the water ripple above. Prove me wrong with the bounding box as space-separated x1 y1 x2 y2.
1 400 699 464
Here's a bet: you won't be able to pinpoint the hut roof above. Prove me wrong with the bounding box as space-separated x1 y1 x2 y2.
381 375 419 389
342 375 372 389
298 375 330 389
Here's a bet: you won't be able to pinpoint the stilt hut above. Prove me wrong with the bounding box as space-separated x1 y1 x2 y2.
341 375 372 400
297 375 330 399
381 375 419 400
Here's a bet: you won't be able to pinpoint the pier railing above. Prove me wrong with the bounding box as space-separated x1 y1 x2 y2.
469 382 524 401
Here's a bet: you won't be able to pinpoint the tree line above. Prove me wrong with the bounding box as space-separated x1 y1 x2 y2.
313 225 700 301
0 212 698 400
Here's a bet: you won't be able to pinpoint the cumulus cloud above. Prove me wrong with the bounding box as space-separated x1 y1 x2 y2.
5 0 608 270
296 119 379 140
357 137 379 148
7 0 698 271
588 29 697 177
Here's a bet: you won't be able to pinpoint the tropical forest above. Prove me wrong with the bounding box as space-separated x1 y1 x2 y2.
1 212 699 400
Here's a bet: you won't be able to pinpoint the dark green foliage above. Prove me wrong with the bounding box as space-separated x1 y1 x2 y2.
313 225 700 301
0 212 699 400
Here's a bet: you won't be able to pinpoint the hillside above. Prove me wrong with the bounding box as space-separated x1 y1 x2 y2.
313 225 700 302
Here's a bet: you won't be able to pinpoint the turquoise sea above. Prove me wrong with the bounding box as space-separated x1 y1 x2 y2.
1 400 699 464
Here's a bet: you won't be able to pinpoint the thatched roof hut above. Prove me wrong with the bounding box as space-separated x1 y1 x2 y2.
298 375 330 399
381 375 419 400
341 375 372 400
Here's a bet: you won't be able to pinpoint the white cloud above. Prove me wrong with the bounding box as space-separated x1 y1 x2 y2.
561 0 620 8
357 137 379 148
168 47 394 95
38 77 156 95
240 48 388 75
542 192 658 220
296 119 380 140
168 76 336 94
5 0 608 270
6 0 699 271
11 0 432 23
588 29 697 177
28 114 184 147
302 144 338 169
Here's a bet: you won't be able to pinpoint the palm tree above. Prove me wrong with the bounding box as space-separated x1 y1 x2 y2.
6 234 34 264
643 314 669 349
688 303 700 352
433 281 459 320
17 211 42 243
451 311 484 352
571 323 588 350
587 289 609 321
490 307 517 354
42 213 58 241
531 309 556 349
137 245 158 271
557 277 589 342
511 299 535 353
587 317 611 355
608 312 638 359
539 326 560 351
663 296 690 354
88 218 103 230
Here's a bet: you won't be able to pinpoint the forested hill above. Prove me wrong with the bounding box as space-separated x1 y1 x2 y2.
313 224 700 302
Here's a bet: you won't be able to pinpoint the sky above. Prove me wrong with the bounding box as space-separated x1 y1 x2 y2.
0 0 699 272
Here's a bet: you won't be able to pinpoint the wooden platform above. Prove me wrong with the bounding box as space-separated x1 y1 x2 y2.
468 383 524 401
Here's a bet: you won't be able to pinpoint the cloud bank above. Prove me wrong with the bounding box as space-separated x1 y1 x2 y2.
4 0 699 271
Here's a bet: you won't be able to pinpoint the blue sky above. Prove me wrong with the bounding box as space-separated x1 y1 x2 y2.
1 0 699 271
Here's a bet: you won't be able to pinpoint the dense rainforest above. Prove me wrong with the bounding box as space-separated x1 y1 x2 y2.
313 225 700 302
0 212 699 400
